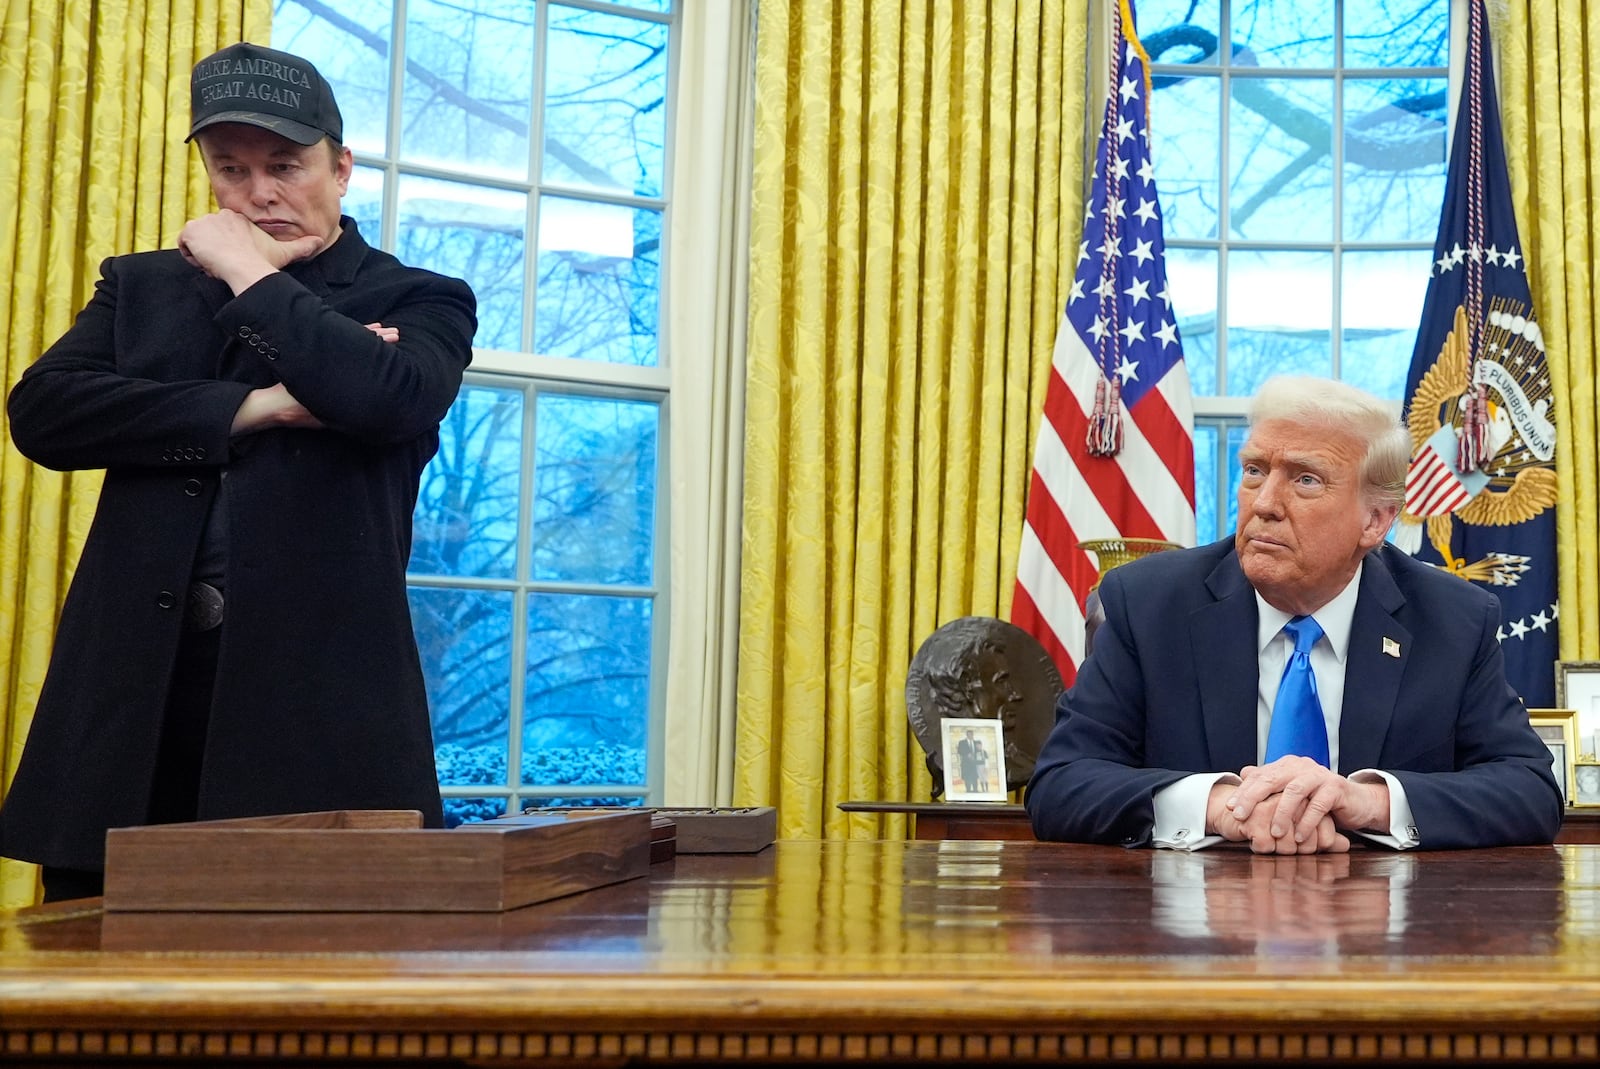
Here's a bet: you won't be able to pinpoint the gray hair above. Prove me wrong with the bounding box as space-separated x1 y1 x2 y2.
1248 376 1408 510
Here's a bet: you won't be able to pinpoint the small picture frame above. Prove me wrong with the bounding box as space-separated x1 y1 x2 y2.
940 718 1008 802
1575 762 1600 808
1529 709 1578 808
1555 661 1600 758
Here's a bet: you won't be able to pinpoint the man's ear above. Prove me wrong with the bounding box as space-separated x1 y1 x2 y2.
334 144 354 193
1362 503 1400 549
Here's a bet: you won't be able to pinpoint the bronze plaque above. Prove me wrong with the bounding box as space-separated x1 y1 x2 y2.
906 617 1064 795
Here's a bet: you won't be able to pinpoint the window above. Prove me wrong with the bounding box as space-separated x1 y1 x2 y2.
1138 0 1451 541
273 0 674 823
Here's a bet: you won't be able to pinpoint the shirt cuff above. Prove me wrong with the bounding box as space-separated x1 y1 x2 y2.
1349 769 1420 849
1152 772 1239 851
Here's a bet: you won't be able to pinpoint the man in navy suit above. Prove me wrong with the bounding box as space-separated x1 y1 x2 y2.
1025 376 1562 852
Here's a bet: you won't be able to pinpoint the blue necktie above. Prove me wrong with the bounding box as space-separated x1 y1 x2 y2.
1265 615 1328 766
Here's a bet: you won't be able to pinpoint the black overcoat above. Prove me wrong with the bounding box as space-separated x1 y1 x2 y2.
1 218 475 869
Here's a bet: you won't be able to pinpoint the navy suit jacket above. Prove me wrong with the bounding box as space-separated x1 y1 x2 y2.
1024 539 1563 849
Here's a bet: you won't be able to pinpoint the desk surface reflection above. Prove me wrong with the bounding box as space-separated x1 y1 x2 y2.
3 840 1597 1066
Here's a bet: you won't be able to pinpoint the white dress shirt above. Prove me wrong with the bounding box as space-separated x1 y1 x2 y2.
1153 561 1420 851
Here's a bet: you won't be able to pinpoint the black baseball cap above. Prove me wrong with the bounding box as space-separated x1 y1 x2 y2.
187 42 343 146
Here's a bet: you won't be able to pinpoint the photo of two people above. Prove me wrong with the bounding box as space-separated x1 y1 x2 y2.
940 718 1008 802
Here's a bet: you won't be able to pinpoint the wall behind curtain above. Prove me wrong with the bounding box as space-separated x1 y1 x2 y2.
1495 0 1600 664
0 0 270 909
736 1 1091 837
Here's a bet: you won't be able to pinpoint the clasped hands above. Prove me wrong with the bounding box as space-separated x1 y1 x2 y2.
1205 757 1391 854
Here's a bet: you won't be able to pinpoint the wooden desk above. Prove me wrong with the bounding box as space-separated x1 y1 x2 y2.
2 841 1597 1066
840 801 1600 844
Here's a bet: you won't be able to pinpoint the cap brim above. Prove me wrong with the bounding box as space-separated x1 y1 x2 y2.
186 111 327 147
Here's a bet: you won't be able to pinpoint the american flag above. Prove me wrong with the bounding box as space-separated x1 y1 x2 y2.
1397 0 1558 706
1011 0 1195 684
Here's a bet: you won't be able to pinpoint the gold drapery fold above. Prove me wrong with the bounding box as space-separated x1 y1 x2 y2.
0 0 270 909
1496 0 1600 663
736 1 1090 837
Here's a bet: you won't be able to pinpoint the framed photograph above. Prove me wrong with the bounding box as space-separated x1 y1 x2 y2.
1554 661 1600 758
1575 762 1600 808
1528 709 1578 807
940 718 1008 802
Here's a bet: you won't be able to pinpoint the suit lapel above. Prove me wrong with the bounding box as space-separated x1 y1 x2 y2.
1193 552 1260 772
1338 549 1410 773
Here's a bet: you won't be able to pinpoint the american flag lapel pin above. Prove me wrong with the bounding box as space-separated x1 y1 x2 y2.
1382 637 1401 658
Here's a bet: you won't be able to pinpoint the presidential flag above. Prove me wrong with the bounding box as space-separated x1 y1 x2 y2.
1011 0 1195 684
1395 0 1557 706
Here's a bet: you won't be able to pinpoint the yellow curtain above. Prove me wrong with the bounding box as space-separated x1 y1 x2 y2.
0 0 270 909
1496 2 1600 665
736 1 1090 837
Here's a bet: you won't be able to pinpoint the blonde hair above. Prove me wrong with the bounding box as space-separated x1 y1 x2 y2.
1248 376 1408 510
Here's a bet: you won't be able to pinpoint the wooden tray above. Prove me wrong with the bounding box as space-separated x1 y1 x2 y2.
494 811 678 864
102 809 650 913
509 806 776 853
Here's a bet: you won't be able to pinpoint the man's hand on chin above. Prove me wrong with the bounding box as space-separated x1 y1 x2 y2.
178 209 325 293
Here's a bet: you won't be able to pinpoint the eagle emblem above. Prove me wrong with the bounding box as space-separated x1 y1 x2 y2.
1392 299 1557 585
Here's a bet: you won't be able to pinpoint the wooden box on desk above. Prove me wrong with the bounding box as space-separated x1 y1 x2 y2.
507 806 777 853
102 809 651 912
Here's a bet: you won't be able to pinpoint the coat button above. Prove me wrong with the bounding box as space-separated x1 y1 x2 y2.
237 325 251 338
264 347 278 360
195 446 206 459
157 590 177 609
184 479 202 496
249 333 261 345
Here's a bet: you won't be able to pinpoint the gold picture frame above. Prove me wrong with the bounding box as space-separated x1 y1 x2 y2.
1554 661 1600 759
1529 709 1578 808
1575 761 1600 808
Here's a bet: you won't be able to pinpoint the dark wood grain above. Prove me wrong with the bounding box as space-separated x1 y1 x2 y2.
5 840 1597 1066
103 809 650 912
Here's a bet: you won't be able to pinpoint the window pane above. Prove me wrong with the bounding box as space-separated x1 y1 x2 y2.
1343 77 1447 242
413 383 524 579
536 196 661 364
533 394 658 585
1226 249 1332 395
397 175 527 352
1341 248 1430 400
1151 76 1220 239
544 7 669 198
440 796 507 827
1229 77 1333 239
523 593 652 787
1193 423 1219 544
1166 247 1219 394
1231 0 1334 68
272 0 393 155
402 0 536 178
345 165 385 240
524 795 646 809
1139 0 1223 66
1343 0 1449 68
1225 423 1249 533
410 586 515 778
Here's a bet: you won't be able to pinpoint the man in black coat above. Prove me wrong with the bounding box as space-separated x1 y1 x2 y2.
1 42 477 901
1025 376 1561 853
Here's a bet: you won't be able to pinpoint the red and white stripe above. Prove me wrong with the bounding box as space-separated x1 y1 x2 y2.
1012 328 1195 684
1404 446 1472 517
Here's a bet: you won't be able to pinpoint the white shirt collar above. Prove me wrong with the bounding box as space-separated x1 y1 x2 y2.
1253 559 1363 663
